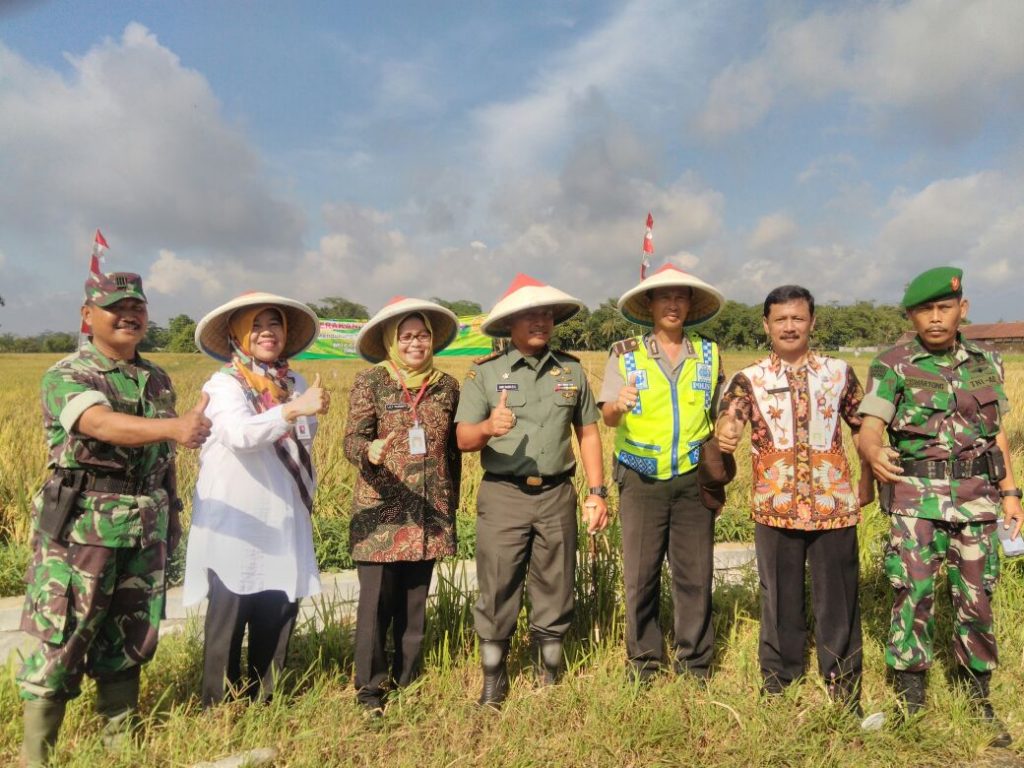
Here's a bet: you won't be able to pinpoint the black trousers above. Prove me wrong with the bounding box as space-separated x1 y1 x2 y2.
755 523 862 689
619 467 715 676
201 570 299 707
354 560 435 705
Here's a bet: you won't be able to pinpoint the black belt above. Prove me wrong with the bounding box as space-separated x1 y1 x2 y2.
76 470 165 496
483 470 574 490
900 453 997 481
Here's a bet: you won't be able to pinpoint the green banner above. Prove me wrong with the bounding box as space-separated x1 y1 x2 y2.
296 315 492 360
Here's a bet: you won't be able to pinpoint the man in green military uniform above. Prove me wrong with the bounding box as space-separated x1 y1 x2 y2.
18 270 212 766
599 264 726 683
859 266 1023 747
456 273 608 708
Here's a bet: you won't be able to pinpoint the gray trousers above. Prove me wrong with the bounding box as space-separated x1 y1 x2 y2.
619 466 715 675
473 478 577 641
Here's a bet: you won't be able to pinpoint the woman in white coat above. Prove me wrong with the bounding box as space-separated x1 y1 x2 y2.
185 292 328 707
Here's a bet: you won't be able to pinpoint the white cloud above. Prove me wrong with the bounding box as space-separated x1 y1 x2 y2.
695 0 1024 140
0 23 304 260
145 250 224 298
473 0 707 173
747 213 797 250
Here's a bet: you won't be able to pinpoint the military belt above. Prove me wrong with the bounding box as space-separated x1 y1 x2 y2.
77 470 166 496
900 452 999 481
483 470 574 491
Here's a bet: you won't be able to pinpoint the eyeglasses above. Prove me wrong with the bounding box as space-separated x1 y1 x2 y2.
398 332 432 345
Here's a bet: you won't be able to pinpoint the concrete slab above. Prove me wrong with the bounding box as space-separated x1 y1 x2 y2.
0 545 755 664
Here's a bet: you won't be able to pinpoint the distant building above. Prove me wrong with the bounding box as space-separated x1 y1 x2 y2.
896 322 1024 352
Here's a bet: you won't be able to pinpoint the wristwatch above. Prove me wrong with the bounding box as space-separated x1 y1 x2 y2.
999 488 1023 499
588 485 608 498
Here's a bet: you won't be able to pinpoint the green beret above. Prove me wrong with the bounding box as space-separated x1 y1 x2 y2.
901 266 963 309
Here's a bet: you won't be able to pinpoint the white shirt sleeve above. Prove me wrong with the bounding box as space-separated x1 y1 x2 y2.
204 372 291 452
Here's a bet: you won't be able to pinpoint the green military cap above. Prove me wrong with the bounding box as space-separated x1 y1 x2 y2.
901 266 963 309
84 271 148 307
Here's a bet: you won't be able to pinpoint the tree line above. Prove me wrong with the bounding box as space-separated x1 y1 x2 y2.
0 296 913 354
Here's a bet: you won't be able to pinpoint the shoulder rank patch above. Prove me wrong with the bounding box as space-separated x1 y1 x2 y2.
465 370 477 380
611 337 640 357
472 351 503 365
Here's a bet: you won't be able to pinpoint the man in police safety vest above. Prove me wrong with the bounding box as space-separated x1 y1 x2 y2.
598 264 725 683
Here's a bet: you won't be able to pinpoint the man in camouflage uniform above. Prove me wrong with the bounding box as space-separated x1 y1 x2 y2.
18 271 211 766
859 266 1023 747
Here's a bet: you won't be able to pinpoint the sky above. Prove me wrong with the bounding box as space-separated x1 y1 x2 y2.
1 0 1023 334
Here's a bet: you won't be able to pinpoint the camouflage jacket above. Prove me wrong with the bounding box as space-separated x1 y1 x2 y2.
36 341 178 547
859 334 1007 522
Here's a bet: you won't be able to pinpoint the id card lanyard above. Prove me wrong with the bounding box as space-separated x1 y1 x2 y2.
391 364 429 455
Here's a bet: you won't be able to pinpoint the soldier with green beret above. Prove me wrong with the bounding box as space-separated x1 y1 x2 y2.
456 273 609 708
18 269 212 766
858 266 1023 746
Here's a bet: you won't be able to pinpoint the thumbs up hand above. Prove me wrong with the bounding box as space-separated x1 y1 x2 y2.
368 431 398 465
486 390 517 437
715 410 745 454
176 391 212 449
616 372 641 414
286 373 330 419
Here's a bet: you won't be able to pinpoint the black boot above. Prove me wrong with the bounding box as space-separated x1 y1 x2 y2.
958 669 1011 748
478 640 510 709
535 638 564 686
893 670 926 717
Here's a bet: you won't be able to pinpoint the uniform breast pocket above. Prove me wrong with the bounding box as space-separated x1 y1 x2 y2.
971 386 1001 437
896 388 950 437
502 390 527 409
554 389 579 408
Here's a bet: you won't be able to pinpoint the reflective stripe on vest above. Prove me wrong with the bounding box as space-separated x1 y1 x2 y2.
613 333 719 479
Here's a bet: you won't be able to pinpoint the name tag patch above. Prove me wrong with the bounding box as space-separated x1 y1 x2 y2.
385 402 410 411
496 383 519 391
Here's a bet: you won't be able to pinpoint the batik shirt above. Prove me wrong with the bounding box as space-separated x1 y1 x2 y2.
859 334 1007 522
721 352 863 530
37 341 177 547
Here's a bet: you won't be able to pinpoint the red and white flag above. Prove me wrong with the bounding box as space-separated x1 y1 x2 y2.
81 229 110 335
640 212 654 279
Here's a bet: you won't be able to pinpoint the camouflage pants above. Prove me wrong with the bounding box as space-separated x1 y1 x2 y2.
17 533 166 701
884 515 999 673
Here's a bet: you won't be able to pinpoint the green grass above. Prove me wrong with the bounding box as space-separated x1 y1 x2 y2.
1 352 1023 765
1 507 1022 766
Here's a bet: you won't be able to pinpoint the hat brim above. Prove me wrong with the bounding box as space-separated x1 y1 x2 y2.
94 288 148 307
195 293 320 362
618 273 724 328
481 286 585 338
355 299 459 363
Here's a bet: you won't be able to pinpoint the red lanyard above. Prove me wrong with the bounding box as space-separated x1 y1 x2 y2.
390 364 429 424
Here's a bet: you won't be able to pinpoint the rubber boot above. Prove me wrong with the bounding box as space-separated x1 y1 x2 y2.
535 638 564 686
22 698 66 768
95 674 140 751
478 640 510 709
959 669 1011 748
893 670 926 717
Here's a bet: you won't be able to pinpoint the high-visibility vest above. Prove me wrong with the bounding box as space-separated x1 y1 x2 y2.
613 333 719 479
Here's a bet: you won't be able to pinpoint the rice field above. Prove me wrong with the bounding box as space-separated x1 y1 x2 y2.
0 351 1022 766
